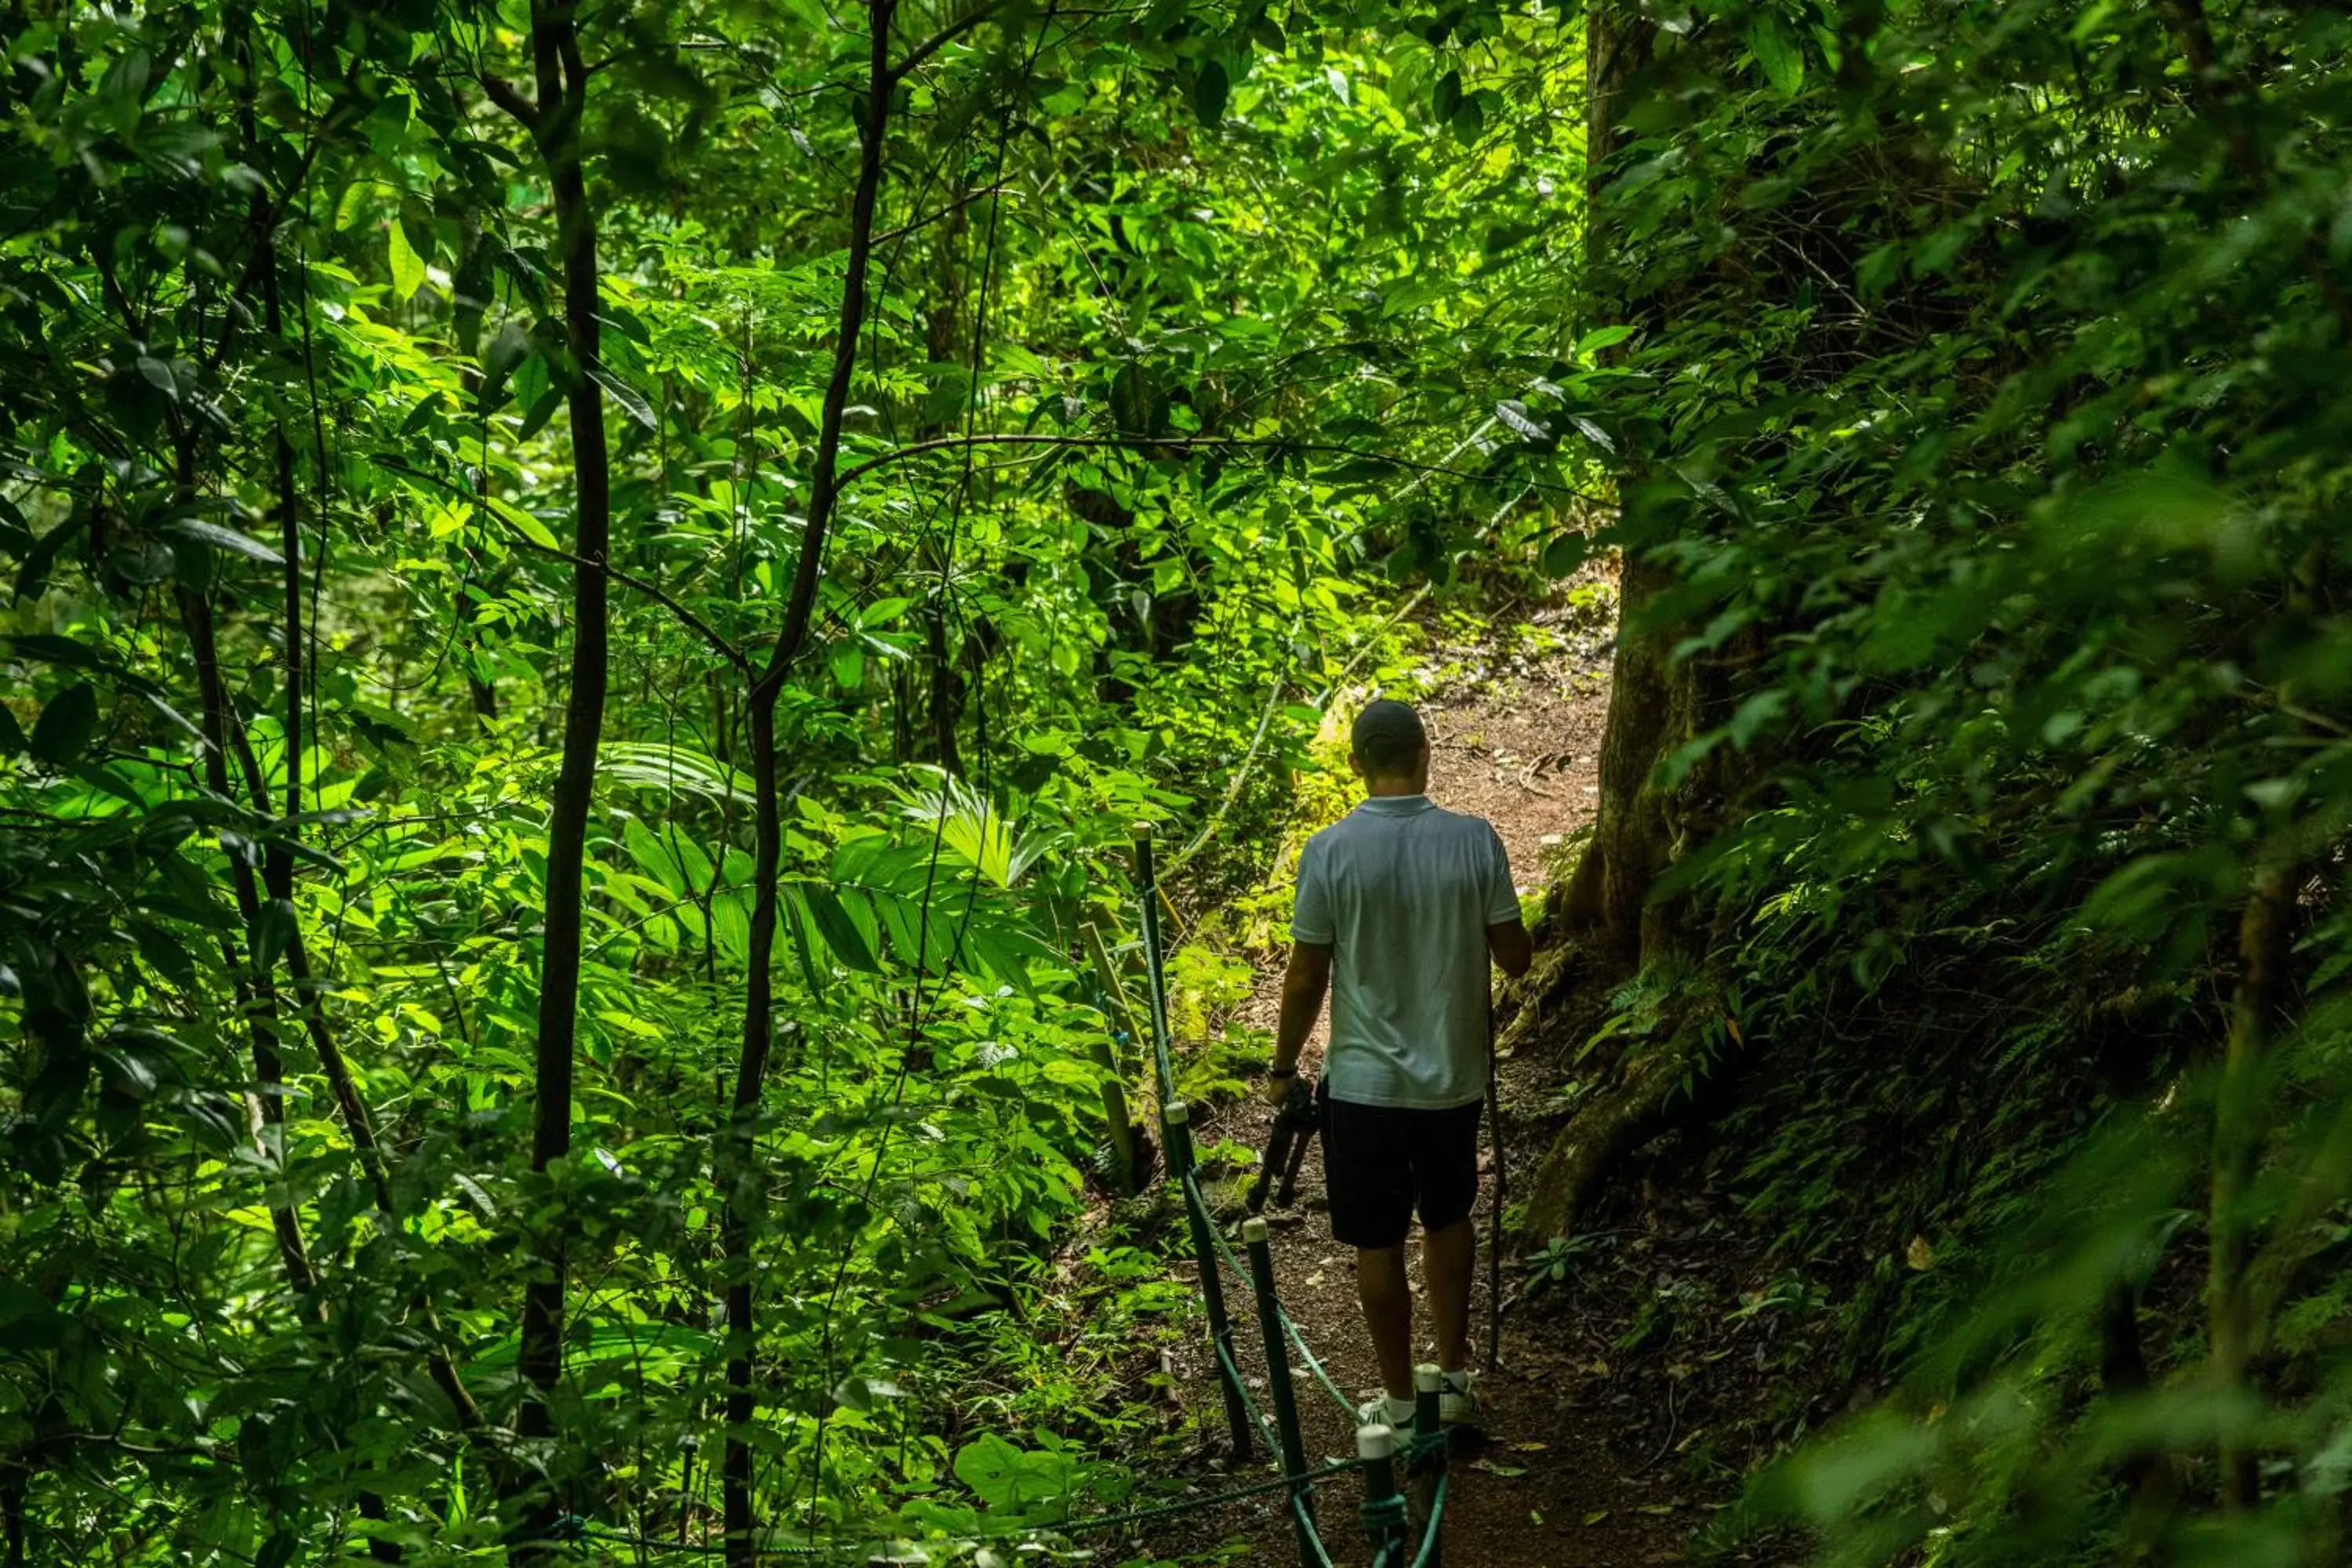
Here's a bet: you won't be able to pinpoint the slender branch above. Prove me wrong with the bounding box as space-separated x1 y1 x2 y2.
508 0 611 1546
729 3 898 1557
873 181 1014 245
503 539 750 679
481 73 541 131
889 0 1004 79
370 456 753 677
756 0 902 697
833 430 1605 499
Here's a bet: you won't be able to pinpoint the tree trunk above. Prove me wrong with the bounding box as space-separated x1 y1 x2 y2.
720 3 898 1555
1522 2 1711 1237
720 695 783 1563
1555 0 1668 976
1555 550 1685 972
174 565 316 1305
2212 862 2292 1510
1 1465 23 1568
496 4 612 1552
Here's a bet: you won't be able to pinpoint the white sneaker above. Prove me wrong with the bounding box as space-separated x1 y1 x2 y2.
1439 1370 1478 1425
1356 1392 1414 1427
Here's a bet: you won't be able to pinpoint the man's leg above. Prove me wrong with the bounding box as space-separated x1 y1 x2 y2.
1422 1217 1475 1373
1414 1099 1485 1380
1356 1244 1415 1402
1324 1098 1416 1406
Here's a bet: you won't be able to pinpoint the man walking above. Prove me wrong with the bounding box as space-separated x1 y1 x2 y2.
1266 699 1532 1427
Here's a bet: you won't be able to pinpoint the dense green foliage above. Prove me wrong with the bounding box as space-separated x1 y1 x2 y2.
19 0 2352 1562
0 0 1592 1561
1562 2 2352 1563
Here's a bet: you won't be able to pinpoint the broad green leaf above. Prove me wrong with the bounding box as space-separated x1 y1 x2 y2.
1193 60 1229 126
1748 15 1805 95
30 684 97 765
587 359 658 430
1432 68 1461 123
1541 532 1590 578
482 495 561 551
162 517 285 564
388 219 428 300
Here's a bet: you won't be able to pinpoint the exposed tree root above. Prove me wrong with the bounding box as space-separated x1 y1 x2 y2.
1494 937 1581 1061
1519 1022 1713 1240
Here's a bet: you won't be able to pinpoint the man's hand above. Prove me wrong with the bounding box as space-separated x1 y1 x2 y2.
1271 940 1331 1104
1486 918 1533 979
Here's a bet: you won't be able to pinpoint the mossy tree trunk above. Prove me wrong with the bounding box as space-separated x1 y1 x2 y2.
1524 3 1750 1237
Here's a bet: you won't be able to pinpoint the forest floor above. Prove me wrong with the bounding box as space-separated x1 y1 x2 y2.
1125 597 1796 1567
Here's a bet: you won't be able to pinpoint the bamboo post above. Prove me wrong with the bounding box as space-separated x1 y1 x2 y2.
1131 822 1178 1103
1245 1215 1316 1566
1089 1033 1140 1192
1357 1421 1406 1565
1082 919 1144 1039
1062 921 1142 1193
1413 1363 1445 1568
1167 1100 1253 1461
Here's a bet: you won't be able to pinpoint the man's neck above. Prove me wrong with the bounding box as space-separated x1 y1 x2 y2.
1364 779 1426 799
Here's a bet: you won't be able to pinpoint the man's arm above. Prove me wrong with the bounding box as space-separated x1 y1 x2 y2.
1479 822 1532 979
1269 941 1332 1099
1487 919 1533 979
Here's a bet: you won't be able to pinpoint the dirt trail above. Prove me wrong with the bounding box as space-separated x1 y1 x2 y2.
1134 609 1742 1566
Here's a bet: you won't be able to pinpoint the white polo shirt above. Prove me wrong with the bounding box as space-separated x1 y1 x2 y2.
1290 794 1521 1109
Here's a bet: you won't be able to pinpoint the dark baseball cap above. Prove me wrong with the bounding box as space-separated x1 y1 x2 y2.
1350 699 1427 775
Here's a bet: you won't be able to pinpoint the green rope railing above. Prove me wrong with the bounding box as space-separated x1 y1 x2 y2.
1129 823 1453 1568
1186 1170 1361 1420
1410 1472 1451 1568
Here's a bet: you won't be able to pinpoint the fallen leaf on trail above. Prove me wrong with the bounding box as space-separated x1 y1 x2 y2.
1530 1508 1545 1526
1477 1462 1529 1477
1512 1440 1549 1453
1582 1509 1610 1525
1305 1272 1327 1287
1639 1502 1677 1514
1907 1234 1936 1271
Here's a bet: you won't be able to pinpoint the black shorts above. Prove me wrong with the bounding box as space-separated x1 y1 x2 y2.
1321 1094 1483 1249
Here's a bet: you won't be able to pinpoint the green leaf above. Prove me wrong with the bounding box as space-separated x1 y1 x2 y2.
1450 91 1486 142
388 219 428 301
1575 324 1637 356
953 1433 1076 1511
1748 15 1805 96
30 683 98 765
162 517 285 565
830 641 865 691
798 887 880 972
517 386 565 441
833 1375 906 1413
1432 68 1462 123
1193 60 1230 127
483 495 561 551
587 359 659 430
1541 532 1590 577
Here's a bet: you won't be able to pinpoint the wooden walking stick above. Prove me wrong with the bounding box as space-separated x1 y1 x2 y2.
1485 989 1504 1376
